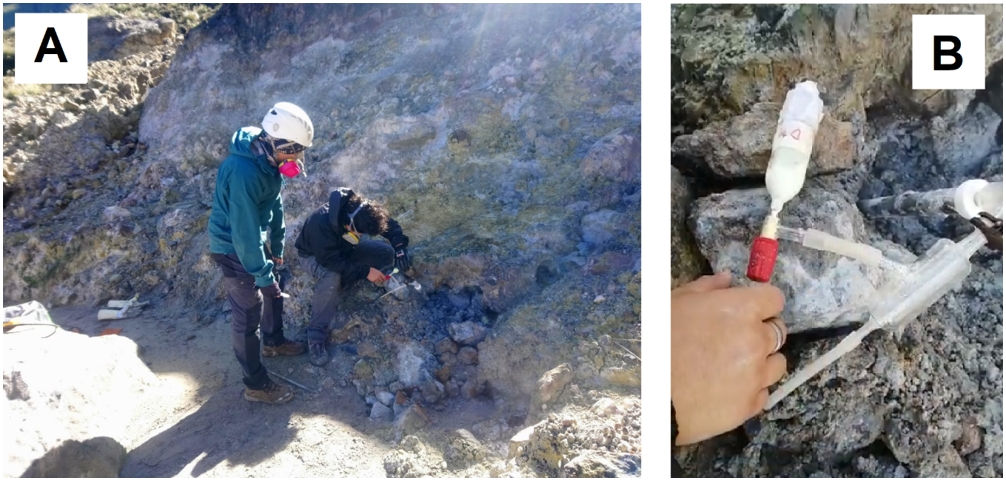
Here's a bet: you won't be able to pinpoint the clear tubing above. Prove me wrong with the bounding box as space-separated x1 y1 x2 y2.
764 230 982 410
776 225 884 268
765 325 871 409
858 188 956 218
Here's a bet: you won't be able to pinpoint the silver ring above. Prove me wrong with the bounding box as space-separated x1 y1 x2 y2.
768 320 784 353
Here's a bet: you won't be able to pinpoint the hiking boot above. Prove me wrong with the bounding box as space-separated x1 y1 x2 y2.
309 341 329 367
262 340 306 358
244 380 294 404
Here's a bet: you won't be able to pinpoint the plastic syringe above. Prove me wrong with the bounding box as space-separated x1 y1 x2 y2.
764 228 985 410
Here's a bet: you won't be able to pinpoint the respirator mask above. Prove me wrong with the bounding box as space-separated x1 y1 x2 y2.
342 203 366 245
272 139 307 178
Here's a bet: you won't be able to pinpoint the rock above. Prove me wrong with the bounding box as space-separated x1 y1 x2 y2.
420 379 445 404
563 451 622 477
461 378 485 399
376 391 395 407
4 326 157 477
356 340 378 359
395 390 409 406
953 417 982 456
353 359 373 380
587 251 633 276
671 4 1002 129
590 398 619 417
508 423 539 459
70 188 87 200
448 321 487 346
88 16 177 62
21 437 127 478
444 429 487 468
395 405 429 437
435 338 459 355
672 103 857 178
438 352 456 367
102 206 132 223
535 363 573 404
81 89 100 101
395 342 427 387
117 82 134 99
62 100 81 113
670 167 707 287
580 128 641 183
581 209 632 247
600 366 640 388
386 123 437 151
370 401 394 422
457 346 479 365
444 380 459 398
688 186 910 333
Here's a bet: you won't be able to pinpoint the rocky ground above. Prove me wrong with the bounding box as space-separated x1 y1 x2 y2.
672 4 1002 478
4 4 641 478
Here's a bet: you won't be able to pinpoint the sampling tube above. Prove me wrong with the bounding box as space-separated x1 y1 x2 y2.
764 232 980 410
747 81 825 282
776 226 884 268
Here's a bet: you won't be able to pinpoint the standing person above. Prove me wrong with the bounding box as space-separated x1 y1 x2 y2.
208 102 314 404
295 188 412 366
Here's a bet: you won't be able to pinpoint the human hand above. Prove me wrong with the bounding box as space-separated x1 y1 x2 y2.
273 257 284 267
261 281 282 299
671 271 788 446
367 268 386 285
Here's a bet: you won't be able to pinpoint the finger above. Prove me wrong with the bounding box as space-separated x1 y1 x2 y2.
761 317 788 356
718 283 785 323
671 271 732 296
763 352 787 388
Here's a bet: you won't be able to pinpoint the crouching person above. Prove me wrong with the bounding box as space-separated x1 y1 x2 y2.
294 188 412 366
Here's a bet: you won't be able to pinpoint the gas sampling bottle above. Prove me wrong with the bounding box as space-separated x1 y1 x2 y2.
747 81 825 283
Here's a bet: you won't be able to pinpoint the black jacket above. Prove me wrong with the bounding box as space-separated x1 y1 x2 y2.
294 188 408 284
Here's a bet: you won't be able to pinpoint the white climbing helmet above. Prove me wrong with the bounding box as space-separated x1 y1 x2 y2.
261 102 314 148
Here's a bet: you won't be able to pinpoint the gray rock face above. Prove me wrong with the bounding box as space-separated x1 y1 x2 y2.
672 4 1002 131
670 166 706 288
89 16 177 62
689 185 909 332
581 210 632 247
673 103 857 179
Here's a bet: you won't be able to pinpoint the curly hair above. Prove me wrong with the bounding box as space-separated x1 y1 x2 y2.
344 193 390 236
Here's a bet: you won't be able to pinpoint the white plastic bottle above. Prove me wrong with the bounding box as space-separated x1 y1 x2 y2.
765 81 825 216
747 81 825 283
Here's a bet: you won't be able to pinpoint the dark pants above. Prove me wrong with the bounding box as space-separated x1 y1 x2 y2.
299 240 395 343
211 253 287 390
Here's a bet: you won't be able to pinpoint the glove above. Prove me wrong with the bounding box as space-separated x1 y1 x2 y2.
394 246 411 272
261 281 282 299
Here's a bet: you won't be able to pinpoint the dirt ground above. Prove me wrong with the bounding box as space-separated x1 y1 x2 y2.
45 303 504 477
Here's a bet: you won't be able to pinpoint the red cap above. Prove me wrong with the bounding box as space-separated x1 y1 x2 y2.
747 237 779 283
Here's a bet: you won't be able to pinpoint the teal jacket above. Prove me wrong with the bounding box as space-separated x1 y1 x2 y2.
208 127 286 287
